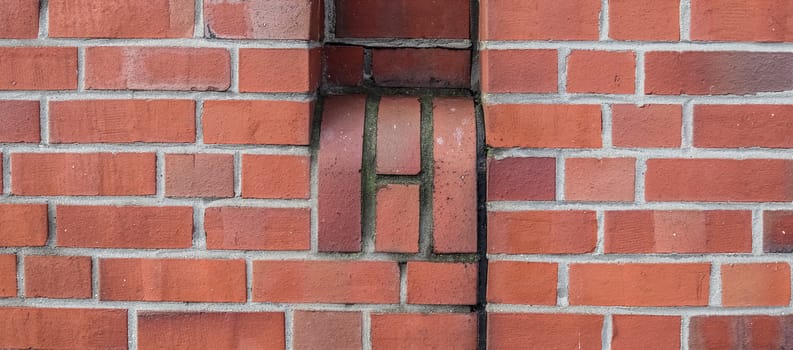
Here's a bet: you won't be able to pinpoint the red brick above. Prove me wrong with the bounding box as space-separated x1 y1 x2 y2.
318 96 365 252
692 0 793 42
488 313 603 349
488 211 597 254
325 45 365 86
487 157 555 201
12 153 155 196
205 207 310 251
239 48 321 93
612 104 682 148
203 100 312 145
57 205 193 249
49 0 194 38
612 315 681 350
0 0 38 38
0 308 127 349
0 47 77 90
86 47 230 91
722 263 791 307
204 0 322 40
567 50 636 94
645 51 793 95
372 49 470 88
565 158 635 202
0 255 16 297
695 105 793 148
253 261 399 303
375 184 420 253
407 262 477 305
0 204 48 247
372 313 477 349
294 312 361 350
487 261 557 305
335 0 469 39
485 104 602 148
480 49 558 93
609 0 679 41
480 0 600 40
433 98 477 253
765 211 793 253
50 99 195 143
0 100 39 143
605 210 753 254
24 256 91 299
100 258 246 302
689 315 793 349
242 154 310 199
569 263 710 306
376 96 421 175
645 159 793 202
166 154 234 198
138 312 284 350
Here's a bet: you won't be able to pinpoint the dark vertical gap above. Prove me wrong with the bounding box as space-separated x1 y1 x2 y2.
418 95 435 259
361 94 380 253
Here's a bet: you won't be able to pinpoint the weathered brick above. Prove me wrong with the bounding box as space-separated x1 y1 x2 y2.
0 0 39 38
376 96 422 175
239 48 321 93
204 0 322 40
205 207 311 251
24 256 91 299
567 50 636 94
335 0 470 39
372 49 470 88
565 158 635 202
0 255 16 298
242 154 310 199
485 104 602 148
138 312 284 350
480 0 600 40
49 0 194 38
203 100 313 145
372 313 478 349
375 184 420 253
488 211 598 254
407 262 477 305
166 154 235 198
487 157 556 201
691 0 793 42
324 45 365 86
487 261 557 305
721 263 791 307
0 204 48 247
0 308 127 349
480 49 558 93
0 101 39 143
764 211 793 253
0 48 77 90
294 312 362 350
488 313 603 350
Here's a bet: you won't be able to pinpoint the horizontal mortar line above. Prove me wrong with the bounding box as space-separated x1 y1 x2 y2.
487 304 793 316
0 247 477 261
326 38 472 49
0 144 311 154
484 93 793 104
0 38 321 49
486 254 793 264
0 91 317 101
489 148 793 159
0 196 311 207
487 201 793 211
0 299 473 313
481 40 793 52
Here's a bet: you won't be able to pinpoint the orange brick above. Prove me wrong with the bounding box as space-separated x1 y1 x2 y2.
487 261 557 305
480 0 600 40
372 313 477 349
612 104 682 148
694 105 793 148
488 313 603 349
567 50 636 94
166 154 235 198
202 100 312 145
294 312 362 350
0 101 39 143
0 48 77 90
138 312 284 350
565 158 636 201
407 262 477 305
0 255 16 298
609 0 680 41
485 104 602 148
721 263 791 307
0 204 48 247
24 256 91 299
205 207 310 251
488 211 598 254
612 315 681 350
375 184 420 253
0 308 127 349
242 154 310 199
239 48 320 93
204 0 322 40
481 49 558 93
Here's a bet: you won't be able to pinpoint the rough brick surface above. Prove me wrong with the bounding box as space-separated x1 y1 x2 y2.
239 48 321 93
609 0 679 41
372 313 478 349
407 262 477 305
721 263 791 307
165 154 235 198
376 96 422 175
294 311 362 350
0 0 38 38
0 100 40 143
49 0 194 38
567 50 636 94
487 157 556 201
203 100 313 145
480 0 600 40
488 314 603 349
487 261 557 305
204 0 322 40
242 154 311 199
691 0 793 42
205 207 311 251
0 308 128 349
372 49 471 88
0 47 78 90
375 184 420 253
138 312 285 350
24 256 91 299
480 49 558 93
0 204 48 247
0 255 16 297
488 211 598 254
485 104 602 148
335 0 470 39
689 315 793 349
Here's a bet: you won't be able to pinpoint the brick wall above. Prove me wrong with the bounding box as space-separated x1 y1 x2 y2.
1 0 793 349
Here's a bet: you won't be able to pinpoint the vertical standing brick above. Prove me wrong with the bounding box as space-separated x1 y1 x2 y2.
0 48 78 90
12 153 156 196
433 98 477 253
334 0 470 39
49 0 194 38
691 0 793 42
138 312 285 350
488 211 598 254
85 47 231 91
0 255 16 297
567 50 636 94
166 154 235 198
375 184 420 253
242 154 311 199
487 157 556 201
689 315 793 349
488 314 603 349
376 96 422 175
372 49 471 88
485 104 602 148
721 263 791 307
608 0 680 41
487 261 557 305
612 315 681 350
407 262 477 305
0 204 48 247
50 100 196 143
694 105 793 148
565 158 636 202
480 49 558 93
612 104 682 148
204 0 322 40
480 0 600 40
764 211 793 253
325 45 365 86
205 207 311 251
0 100 40 143
203 100 313 145
0 308 127 349
0 0 39 38
371 313 478 349
318 95 365 252
24 256 91 299
293 311 362 350
239 48 321 93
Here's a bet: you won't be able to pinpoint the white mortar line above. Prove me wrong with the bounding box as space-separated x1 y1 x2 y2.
326 38 471 49
362 311 372 350
285 309 294 350
681 315 691 350
680 0 692 41
555 157 565 201
38 0 48 39
709 262 722 307
601 104 613 149
0 91 316 101
481 40 793 52
194 0 205 39
0 38 320 49
635 51 645 96
595 211 605 254
557 262 569 306
599 0 609 41
601 314 613 350
752 210 764 255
